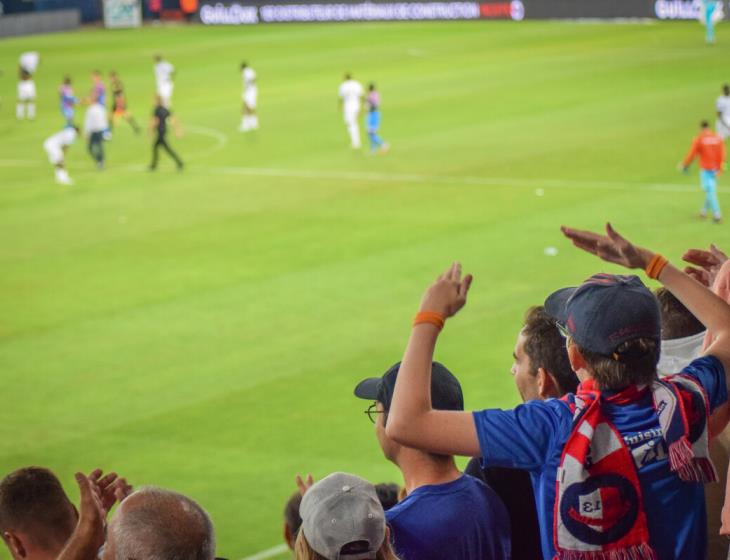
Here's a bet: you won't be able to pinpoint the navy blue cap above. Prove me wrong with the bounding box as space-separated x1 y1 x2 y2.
544 274 661 356
354 362 464 412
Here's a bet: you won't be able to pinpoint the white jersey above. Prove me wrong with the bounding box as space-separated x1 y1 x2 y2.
339 79 364 114
243 67 257 92
717 95 730 121
155 60 174 88
44 127 77 164
19 51 40 74
84 104 109 135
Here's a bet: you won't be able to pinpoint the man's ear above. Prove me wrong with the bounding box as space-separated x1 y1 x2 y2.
536 367 559 399
3 531 27 559
568 344 588 375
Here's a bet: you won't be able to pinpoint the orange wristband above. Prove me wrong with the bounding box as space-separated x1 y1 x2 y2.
413 311 445 331
645 254 669 280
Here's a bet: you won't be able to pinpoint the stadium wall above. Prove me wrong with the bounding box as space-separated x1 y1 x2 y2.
197 0 722 23
0 8 80 37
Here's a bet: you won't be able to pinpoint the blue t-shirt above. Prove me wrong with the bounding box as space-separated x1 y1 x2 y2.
473 356 726 560
385 474 510 560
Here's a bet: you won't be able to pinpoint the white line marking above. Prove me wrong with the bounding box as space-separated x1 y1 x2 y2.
0 159 699 193
239 543 289 560
184 124 229 161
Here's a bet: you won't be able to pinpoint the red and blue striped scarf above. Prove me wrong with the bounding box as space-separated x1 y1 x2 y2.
554 376 716 560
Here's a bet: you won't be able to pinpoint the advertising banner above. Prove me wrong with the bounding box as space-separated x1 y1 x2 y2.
103 0 142 27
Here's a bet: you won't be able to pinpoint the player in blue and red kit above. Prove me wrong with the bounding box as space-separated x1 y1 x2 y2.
366 83 389 154
59 76 78 125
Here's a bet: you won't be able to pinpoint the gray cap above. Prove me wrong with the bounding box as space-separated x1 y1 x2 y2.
299 473 386 560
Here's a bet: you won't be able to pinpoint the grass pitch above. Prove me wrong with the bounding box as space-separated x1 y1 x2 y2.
1 19 729 558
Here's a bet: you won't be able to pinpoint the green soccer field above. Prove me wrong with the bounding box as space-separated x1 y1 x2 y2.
1 18 729 558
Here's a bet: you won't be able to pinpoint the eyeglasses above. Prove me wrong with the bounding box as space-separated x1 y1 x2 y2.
556 321 570 339
364 402 385 424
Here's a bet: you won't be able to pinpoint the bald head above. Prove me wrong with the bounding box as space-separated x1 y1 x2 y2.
105 487 215 560
0 467 77 559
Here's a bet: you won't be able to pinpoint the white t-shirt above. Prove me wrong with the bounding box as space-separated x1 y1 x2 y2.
155 61 174 88
656 331 707 377
84 104 109 135
717 95 730 121
339 79 364 114
243 67 256 91
45 127 77 150
19 51 40 74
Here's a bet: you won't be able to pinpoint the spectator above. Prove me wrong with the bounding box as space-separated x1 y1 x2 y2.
655 287 706 376
465 304 577 560
374 483 400 511
283 491 302 552
354 362 510 560
295 472 399 560
385 223 730 559
0 467 78 560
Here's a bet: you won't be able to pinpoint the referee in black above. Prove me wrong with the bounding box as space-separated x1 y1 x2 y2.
148 95 183 171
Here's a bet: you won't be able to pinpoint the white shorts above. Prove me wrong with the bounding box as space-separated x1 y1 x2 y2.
18 80 36 101
157 82 174 105
344 109 359 126
717 119 730 140
243 87 258 109
44 141 63 165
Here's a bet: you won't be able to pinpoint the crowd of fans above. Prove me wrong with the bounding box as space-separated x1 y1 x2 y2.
3 224 730 560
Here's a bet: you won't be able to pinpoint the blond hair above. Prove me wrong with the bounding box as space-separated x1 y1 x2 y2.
294 529 400 560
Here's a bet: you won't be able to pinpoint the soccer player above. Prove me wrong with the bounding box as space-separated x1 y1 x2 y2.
59 76 78 126
154 55 175 108
84 94 109 169
109 71 141 134
716 84 730 140
17 52 39 121
366 83 389 154
149 95 183 171
338 73 364 149
89 70 106 107
43 124 78 185
681 120 726 223
239 61 259 132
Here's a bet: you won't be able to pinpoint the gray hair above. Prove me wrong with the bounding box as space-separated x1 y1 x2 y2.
109 486 215 560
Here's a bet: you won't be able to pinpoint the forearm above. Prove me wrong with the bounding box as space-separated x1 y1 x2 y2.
56 522 99 560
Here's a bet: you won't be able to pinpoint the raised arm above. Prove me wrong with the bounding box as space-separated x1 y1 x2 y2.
385 263 480 456
562 223 730 380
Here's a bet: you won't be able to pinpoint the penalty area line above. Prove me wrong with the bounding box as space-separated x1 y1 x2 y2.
239 543 289 560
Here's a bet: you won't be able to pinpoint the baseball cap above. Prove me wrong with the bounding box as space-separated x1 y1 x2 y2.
299 472 386 560
544 273 661 357
353 362 464 412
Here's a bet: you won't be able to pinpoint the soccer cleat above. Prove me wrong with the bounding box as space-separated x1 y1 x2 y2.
380 143 390 154
713 216 723 224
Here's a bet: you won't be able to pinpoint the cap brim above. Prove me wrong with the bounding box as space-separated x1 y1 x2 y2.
354 378 381 400
544 287 577 324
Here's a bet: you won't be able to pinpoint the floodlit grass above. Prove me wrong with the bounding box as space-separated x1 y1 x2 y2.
0 19 728 558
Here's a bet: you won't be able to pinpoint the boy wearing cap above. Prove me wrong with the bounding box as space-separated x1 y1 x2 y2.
385 224 730 560
354 363 510 560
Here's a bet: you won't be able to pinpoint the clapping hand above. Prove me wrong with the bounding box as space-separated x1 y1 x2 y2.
682 244 728 287
560 223 652 270
419 262 473 318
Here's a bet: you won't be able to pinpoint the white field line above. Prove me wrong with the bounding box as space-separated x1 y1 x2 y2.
239 543 289 560
184 124 229 160
0 159 699 194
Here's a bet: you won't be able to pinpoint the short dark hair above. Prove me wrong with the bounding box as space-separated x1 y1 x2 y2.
522 306 578 394
701 120 710 128
283 491 302 538
655 288 705 340
0 467 77 551
374 483 399 511
578 338 658 390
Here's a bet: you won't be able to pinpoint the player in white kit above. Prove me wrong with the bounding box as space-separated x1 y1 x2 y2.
154 55 175 108
240 62 259 132
17 51 39 120
43 125 78 185
716 84 730 140
338 73 364 149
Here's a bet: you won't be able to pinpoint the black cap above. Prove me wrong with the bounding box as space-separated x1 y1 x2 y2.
544 273 661 356
353 362 464 412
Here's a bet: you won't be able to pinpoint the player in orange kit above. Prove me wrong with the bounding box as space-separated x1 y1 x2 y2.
681 120 726 223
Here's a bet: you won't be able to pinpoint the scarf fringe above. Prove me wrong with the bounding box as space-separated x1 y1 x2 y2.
557 543 657 560
669 437 718 482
